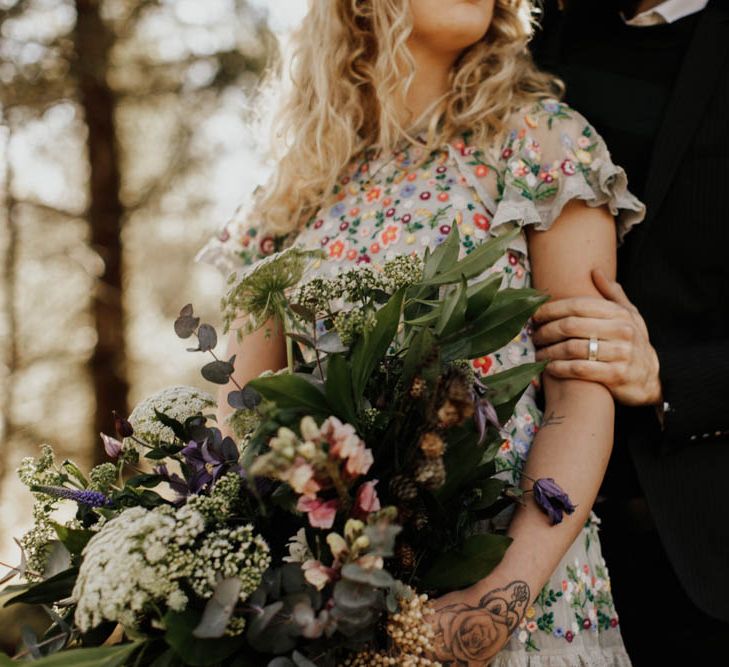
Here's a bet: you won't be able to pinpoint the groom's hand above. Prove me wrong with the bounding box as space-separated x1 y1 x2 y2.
533 269 662 407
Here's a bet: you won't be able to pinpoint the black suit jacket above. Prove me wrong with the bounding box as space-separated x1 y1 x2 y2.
533 0 729 621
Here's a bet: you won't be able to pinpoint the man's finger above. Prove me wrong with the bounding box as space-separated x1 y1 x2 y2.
592 269 633 310
534 296 626 324
536 339 629 363
544 360 620 385
533 316 635 347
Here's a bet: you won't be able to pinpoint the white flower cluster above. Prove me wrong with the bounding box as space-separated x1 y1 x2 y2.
88 463 117 493
125 385 216 450
186 472 241 523
189 523 271 603
73 504 205 632
17 445 67 578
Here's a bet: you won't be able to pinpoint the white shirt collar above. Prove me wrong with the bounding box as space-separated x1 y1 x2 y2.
624 0 709 26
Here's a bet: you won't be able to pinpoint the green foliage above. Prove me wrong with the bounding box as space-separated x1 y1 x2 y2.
164 611 247 666
421 534 513 590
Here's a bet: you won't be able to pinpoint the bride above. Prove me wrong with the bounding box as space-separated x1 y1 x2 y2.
198 1 643 664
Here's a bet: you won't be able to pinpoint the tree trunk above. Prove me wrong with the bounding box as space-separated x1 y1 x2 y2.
72 0 129 465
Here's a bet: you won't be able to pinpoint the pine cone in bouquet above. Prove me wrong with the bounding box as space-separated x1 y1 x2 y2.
431 364 476 429
413 456 447 491
390 474 419 502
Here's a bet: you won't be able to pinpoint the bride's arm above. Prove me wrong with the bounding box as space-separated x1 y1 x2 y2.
215 316 288 440
431 199 617 663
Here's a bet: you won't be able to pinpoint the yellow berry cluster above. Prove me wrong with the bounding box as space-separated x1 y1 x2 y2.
342 592 441 666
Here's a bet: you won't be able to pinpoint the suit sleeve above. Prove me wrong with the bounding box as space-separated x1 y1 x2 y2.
657 341 729 444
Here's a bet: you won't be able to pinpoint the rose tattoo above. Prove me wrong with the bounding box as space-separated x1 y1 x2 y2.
432 581 530 666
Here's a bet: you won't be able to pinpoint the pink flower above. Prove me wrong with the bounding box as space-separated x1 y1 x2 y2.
297 496 339 529
100 432 122 459
301 560 336 590
353 480 381 518
287 460 321 498
345 443 374 477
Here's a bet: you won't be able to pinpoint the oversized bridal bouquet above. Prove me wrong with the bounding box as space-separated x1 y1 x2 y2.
0 227 574 666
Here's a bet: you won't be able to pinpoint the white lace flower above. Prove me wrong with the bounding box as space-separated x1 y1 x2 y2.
125 385 216 450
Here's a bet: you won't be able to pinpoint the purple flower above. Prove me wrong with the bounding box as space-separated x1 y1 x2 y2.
400 183 417 198
100 432 122 459
533 478 576 525
34 485 110 508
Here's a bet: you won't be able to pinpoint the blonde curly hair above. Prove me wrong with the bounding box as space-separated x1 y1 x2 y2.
253 0 561 237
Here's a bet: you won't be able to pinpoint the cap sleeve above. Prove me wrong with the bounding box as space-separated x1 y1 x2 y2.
487 100 645 246
194 202 295 278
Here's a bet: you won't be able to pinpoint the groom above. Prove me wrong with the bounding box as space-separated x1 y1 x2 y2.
530 0 729 664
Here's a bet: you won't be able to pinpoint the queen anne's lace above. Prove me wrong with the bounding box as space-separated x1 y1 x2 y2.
124 385 216 450
73 505 205 632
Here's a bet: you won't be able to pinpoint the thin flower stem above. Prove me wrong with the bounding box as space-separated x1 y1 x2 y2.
0 559 41 579
12 632 70 660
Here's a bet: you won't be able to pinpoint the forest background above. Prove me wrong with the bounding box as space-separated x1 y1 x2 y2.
0 0 307 648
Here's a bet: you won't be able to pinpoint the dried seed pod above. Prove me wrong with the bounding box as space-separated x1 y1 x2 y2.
396 542 417 570
419 432 445 459
413 510 429 530
409 376 427 399
414 457 447 490
390 474 419 502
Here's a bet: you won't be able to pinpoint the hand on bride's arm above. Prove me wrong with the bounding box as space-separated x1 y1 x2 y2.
533 269 662 407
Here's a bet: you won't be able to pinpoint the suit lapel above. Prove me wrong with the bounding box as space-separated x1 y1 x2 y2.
633 1 729 258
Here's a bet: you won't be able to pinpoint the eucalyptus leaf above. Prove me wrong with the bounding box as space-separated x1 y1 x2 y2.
421 534 513 590
164 610 246 666
341 563 394 588
197 324 218 352
201 360 235 385
193 577 242 639
317 330 349 354
292 651 319 667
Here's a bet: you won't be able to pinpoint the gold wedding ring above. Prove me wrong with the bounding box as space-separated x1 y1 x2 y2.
587 337 599 362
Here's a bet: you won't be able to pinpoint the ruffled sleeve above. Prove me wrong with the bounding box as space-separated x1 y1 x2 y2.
194 202 296 278
453 100 645 254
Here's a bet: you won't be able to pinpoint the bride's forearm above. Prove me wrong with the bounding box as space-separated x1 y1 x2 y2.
476 376 614 607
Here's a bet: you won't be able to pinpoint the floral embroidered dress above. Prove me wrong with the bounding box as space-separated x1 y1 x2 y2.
197 100 644 666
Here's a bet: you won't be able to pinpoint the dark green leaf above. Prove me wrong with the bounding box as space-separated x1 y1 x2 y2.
248 375 330 415
201 360 235 385
51 523 93 555
471 479 507 510
421 534 512 590
482 362 545 405
4 568 78 607
6 642 144 667
228 386 261 410
423 223 461 280
124 474 164 489
350 289 404 399
444 289 548 360
421 228 520 286
164 610 246 666
402 327 437 388
324 354 358 425
436 275 468 337
436 426 484 503
465 273 503 320
153 410 188 441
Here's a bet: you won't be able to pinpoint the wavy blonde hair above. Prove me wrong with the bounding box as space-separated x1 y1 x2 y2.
253 0 561 237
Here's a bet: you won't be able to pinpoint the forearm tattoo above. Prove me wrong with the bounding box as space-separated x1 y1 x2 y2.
540 411 565 429
431 581 530 666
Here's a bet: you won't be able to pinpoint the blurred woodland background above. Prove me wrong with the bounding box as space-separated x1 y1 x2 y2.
0 0 306 648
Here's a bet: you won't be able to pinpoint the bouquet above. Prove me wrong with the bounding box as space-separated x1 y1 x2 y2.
0 226 574 666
